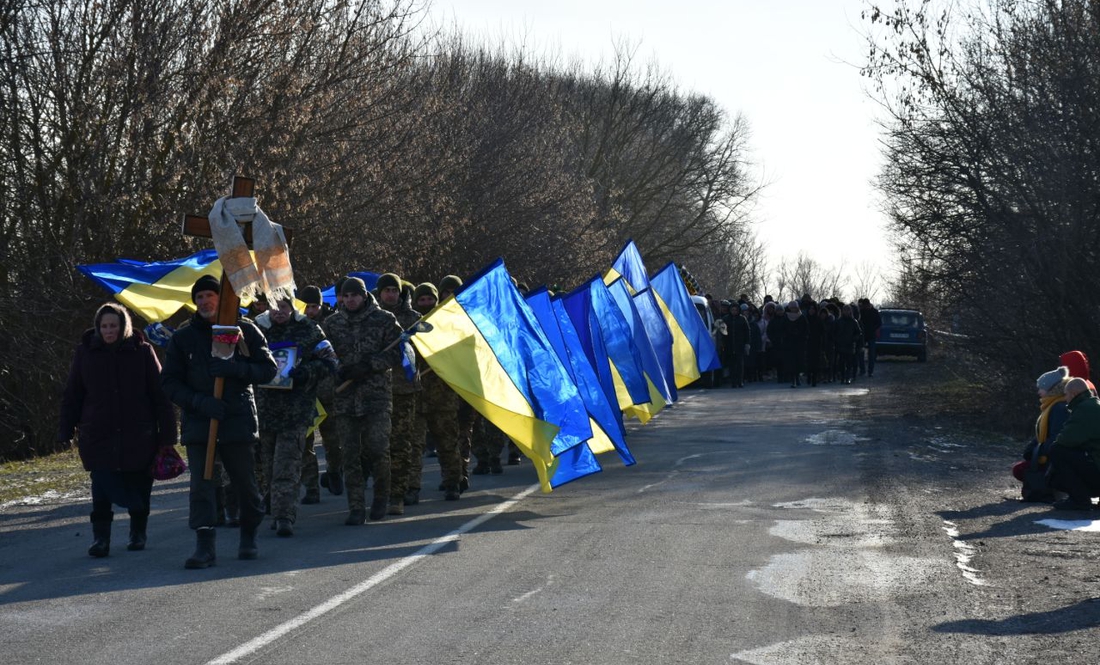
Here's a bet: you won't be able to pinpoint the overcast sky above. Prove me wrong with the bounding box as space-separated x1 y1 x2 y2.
427 0 894 292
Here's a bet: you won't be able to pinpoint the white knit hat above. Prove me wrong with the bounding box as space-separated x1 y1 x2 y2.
1037 366 1069 392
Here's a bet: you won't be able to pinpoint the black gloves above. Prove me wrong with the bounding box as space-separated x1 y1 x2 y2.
338 362 370 382
191 394 228 420
209 358 250 380
289 364 311 383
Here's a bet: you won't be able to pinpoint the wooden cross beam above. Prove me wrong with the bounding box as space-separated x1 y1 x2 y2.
181 175 293 479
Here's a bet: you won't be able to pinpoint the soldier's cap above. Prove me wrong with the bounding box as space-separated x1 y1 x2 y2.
413 282 438 303
298 285 323 306
341 276 368 296
439 274 463 293
191 274 220 302
376 273 401 292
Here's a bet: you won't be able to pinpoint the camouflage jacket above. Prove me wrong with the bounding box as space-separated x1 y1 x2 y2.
380 294 422 396
322 292 402 415
254 311 335 432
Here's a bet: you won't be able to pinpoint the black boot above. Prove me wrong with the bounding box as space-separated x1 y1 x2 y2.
88 520 111 558
238 524 259 560
369 496 388 521
489 458 503 475
328 471 344 496
127 513 148 551
184 527 216 569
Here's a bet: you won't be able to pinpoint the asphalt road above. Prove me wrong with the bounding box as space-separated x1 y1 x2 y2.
3 366 1100 664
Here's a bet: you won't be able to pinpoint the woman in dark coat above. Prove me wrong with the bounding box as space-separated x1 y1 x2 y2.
59 303 177 557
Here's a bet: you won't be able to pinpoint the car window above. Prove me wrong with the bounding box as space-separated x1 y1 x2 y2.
883 313 919 327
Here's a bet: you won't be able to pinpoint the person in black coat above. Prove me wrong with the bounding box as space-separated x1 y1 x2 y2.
806 303 825 387
781 301 809 388
833 305 863 385
161 275 277 569
59 303 176 557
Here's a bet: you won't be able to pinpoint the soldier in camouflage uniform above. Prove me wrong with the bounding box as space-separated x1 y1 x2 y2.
297 285 335 504
438 275 474 482
322 277 402 524
255 298 337 536
410 283 464 501
471 415 507 475
376 274 422 515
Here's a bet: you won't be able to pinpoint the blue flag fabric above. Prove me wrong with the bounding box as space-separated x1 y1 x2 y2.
563 278 650 411
609 240 651 293
634 288 678 402
527 289 632 471
608 278 674 404
651 262 722 374
78 250 221 322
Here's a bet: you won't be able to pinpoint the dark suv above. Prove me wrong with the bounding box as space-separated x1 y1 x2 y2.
875 309 927 362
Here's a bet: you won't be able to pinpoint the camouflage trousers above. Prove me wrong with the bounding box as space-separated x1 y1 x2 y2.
457 401 476 479
301 409 339 493
336 405 391 512
414 409 462 492
472 414 507 463
259 428 307 523
388 393 419 503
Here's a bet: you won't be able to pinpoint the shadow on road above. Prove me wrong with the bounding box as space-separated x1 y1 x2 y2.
932 598 1100 635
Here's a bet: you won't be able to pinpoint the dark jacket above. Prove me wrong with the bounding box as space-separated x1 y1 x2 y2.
1052 392 1100 469
321 291 403 416
161 313 277 446
781 313 808 354
59 329 176 472
833 316 862 354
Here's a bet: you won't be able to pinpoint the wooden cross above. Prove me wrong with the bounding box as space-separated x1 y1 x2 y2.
182 175 293 479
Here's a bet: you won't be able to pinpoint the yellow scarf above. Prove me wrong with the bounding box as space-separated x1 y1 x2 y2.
1036 394 1064 443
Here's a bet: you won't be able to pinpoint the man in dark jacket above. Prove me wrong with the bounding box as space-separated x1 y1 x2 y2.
1048 378 1100 510
725 303 751 388
859 299 882 378
322 277 403 524
833 305 862 385
162 275 278 568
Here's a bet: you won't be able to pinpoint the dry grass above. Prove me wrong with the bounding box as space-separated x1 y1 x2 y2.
0 446 88 506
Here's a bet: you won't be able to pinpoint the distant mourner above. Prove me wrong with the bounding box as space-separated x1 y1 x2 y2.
59 303 177 558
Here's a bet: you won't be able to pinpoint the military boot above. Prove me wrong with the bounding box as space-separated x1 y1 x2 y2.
184 527 216 569
238 524 259 559
88 520 111 558
369 496 388 521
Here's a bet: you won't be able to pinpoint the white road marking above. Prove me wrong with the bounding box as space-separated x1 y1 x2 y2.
205 484 540 665
635 453 704 493
512 575 553 604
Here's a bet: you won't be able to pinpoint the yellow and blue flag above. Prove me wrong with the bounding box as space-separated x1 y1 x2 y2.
527 288 633 481
563 277 651 416
650 262 722 386
608 277 672 422
411 259 591 493
78 250 221 322
606 240 678 402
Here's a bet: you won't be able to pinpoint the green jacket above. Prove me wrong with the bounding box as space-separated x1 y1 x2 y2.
1052 392 1100 468
321 292 402 416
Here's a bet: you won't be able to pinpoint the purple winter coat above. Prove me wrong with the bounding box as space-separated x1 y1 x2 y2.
59 329 177 472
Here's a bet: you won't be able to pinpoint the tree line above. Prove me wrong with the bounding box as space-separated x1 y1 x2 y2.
863 0 1100 422
0 0 765 460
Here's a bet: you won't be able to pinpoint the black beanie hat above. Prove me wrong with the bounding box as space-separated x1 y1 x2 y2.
376 273 401 292
191 275 221 302
439 274 463 293
342 276 368 296
299 285 322 305
413 282 438 303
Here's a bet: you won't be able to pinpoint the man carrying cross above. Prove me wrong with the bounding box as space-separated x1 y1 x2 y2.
162 275 276 567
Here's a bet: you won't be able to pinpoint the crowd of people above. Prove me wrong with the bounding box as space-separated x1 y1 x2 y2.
1013 351 1100 511
705 293 883 389
59 272 518 567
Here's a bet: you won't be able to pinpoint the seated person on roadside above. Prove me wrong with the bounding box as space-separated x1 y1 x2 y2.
1047 378 1100 510
1012 367 1069 502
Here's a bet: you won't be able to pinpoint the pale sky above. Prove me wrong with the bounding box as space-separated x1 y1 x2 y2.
427 0 893 289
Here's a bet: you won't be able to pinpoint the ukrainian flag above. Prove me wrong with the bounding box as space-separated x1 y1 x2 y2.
608 277 672 422
605 240 677 402
410 259 591 493
527 288 632 483
563 278 651 418
78 250 221 322
650 262 722 387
